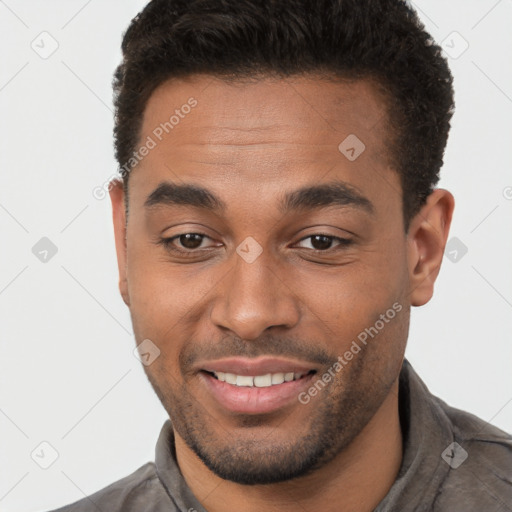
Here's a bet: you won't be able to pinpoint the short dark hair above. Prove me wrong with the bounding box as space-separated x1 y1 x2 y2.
113 0 454 227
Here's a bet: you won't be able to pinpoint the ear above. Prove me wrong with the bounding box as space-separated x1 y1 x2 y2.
407 189 455 307
109 178 130 307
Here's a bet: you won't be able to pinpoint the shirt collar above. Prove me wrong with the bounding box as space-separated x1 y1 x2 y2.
375 358 452 510
155 421 208 512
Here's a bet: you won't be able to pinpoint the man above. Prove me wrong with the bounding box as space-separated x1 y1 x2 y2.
52 0 512 510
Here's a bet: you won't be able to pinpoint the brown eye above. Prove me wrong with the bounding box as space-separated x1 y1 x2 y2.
296 234 353 251
158 232 213 253
178 233 205 249
310 235 334 250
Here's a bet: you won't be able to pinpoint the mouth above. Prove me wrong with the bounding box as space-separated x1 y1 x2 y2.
205 370 316 388
198 359 319 415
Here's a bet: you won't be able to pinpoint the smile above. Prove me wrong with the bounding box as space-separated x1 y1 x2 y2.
210 371 314 387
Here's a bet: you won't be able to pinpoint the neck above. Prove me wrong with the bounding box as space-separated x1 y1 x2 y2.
175 379 403 512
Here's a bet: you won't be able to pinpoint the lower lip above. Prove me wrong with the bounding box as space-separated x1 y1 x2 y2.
200 371 316 415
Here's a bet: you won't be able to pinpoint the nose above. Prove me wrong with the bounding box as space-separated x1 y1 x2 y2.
210 249 301 340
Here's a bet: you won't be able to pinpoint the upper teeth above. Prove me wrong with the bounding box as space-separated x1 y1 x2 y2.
212 371 305 387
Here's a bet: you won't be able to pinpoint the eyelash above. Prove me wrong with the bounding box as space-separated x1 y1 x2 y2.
157 232 353 257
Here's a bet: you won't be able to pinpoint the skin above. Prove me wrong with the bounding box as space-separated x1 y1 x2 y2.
110 75 454 512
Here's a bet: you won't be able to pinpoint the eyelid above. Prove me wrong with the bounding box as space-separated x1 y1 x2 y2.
161 232 217 250
293 233 353 250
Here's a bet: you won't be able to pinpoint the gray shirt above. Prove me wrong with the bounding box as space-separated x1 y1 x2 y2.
50 359 512 511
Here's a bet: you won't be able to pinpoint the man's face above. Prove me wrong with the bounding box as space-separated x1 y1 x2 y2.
112 75 416 484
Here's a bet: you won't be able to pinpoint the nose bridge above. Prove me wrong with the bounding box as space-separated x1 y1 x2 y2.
210 245 300 340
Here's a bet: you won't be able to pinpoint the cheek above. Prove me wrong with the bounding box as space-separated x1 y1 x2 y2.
125 242 218 358
286 245 408 346
126 232 188 310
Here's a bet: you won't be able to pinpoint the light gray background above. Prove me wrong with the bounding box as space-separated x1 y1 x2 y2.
0 1 511 510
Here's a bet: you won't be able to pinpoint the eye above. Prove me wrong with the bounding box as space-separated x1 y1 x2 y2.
295 234 353 251
158 233 218 253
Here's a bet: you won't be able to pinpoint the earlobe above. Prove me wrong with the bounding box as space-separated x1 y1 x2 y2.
407 189 455 307
109 178 130 307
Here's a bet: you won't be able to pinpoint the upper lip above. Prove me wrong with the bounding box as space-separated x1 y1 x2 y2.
198 357 317 376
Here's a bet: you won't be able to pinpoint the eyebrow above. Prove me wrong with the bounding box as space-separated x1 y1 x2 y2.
144 180 374 215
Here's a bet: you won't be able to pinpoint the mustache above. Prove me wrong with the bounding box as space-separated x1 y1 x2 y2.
179 334 335 370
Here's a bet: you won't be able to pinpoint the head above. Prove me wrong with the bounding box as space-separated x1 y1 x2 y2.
110 0 455 485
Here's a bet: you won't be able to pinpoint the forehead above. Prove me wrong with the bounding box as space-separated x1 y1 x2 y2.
142 73 388 143
129 74 398 215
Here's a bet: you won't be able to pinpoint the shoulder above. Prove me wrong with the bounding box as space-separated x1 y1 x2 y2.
48 462 177 512
434 397 512 509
